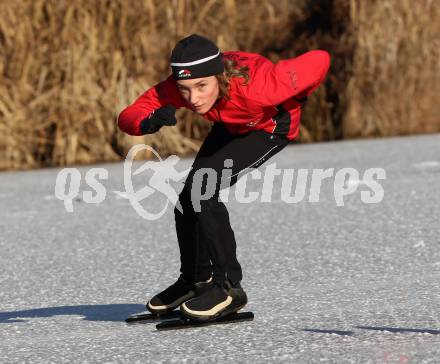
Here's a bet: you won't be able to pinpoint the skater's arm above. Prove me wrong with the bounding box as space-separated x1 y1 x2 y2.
250 50 330 107
118 75 185 136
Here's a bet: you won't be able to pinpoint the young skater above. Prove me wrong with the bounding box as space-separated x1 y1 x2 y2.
118 34 330 321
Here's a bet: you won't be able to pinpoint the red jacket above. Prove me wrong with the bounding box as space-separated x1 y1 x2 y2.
118 50 330 141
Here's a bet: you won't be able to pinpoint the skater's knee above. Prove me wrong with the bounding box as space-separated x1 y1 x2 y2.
187 169 222 201
175 186 194 214
177 177 222 214
194 197 222 214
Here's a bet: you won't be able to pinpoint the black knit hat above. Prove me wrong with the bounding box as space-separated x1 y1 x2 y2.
170 34 224 80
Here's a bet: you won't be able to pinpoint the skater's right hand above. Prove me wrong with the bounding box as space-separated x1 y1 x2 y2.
140 105 177 134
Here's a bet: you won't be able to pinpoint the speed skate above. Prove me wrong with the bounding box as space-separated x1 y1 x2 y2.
125 310 254 330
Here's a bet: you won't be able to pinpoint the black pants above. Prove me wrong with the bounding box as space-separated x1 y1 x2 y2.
174 123 290 285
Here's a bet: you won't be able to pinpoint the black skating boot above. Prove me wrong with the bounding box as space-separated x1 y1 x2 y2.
180 278 247 321
147 275 213 315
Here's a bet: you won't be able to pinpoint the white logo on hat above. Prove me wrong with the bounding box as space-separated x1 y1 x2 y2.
178 69 191 78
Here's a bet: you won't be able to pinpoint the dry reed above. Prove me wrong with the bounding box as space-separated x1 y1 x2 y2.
344 0 440 138
0 0 439 171
0 0 298 170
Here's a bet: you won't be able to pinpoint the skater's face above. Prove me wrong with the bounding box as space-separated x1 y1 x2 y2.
176 76 220 114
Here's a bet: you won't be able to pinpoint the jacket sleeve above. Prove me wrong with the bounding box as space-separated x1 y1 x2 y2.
118 75 185 136
250 50 330 107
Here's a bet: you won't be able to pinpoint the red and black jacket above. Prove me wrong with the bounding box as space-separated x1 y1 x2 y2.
118 50 330 141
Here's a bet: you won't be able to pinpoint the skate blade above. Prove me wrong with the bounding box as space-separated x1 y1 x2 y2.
125 310 181 324
156 311 254 331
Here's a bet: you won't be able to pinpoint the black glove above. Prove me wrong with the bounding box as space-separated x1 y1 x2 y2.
140 105 177 134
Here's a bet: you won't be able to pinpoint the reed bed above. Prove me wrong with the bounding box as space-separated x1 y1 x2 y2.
344 0 440 138
0 0 438 170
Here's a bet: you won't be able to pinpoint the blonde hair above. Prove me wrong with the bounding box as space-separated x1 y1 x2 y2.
215 58 250 100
